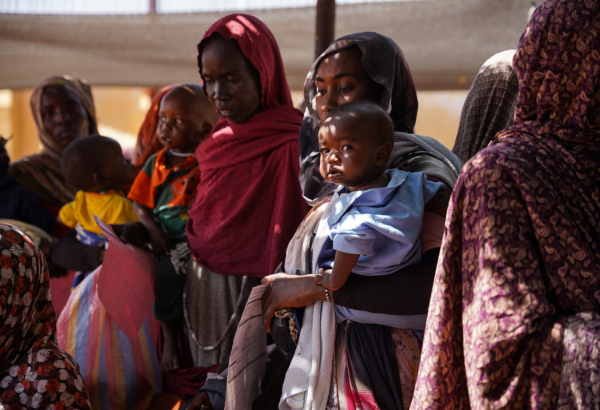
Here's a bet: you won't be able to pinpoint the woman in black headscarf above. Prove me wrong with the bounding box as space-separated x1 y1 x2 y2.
263 32 462 409
452 50 519 163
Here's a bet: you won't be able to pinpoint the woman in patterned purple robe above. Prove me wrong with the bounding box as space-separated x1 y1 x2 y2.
412 0 600 408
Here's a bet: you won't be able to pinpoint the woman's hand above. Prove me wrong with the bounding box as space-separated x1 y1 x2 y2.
183 392 212 410
261 273 328 333
147 225 171 255
111 222 149 247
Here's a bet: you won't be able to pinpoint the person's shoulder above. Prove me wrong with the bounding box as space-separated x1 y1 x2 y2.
456 142 528 195
462 142 523 174
8 158 29 176
140 151 162 175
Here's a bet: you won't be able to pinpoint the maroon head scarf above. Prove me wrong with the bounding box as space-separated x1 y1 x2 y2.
197 14 293 108
186 14 308 278
132 84 181 170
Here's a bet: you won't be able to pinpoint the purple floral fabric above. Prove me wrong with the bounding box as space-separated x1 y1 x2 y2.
557 311 600 408
412 1 600 408
0 224 91 409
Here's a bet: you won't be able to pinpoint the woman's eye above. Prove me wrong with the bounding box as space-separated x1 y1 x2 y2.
320 149 330 155
316 88 325 96
203 78 213 85
175 119 184 125
339 86 352 93
158 116 166 123
342 145 352 151
227 77 239 84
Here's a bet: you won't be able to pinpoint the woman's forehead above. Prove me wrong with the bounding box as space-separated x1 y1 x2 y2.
41 86 80 106
316 47 364 78
201 35 247 71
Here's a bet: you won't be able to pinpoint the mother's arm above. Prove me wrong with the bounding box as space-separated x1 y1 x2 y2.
51 222 150 272
261 248 438 333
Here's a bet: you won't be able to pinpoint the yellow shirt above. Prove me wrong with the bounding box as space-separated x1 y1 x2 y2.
59 190 138 235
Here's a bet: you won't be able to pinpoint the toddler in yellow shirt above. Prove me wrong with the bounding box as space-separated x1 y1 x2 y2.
59 134 138 247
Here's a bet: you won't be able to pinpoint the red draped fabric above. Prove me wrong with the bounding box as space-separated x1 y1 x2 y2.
186 14 308 278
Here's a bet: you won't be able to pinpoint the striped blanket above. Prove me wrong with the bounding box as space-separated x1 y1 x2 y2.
57 268 162 409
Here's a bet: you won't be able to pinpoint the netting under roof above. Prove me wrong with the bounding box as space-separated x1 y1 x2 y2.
0 0 533 90
1 0 430 14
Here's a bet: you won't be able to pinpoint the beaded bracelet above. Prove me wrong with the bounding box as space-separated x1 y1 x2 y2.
325 288 332 303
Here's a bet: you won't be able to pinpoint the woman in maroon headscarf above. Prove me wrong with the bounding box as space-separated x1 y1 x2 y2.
183 14 309 367
412 0 600 408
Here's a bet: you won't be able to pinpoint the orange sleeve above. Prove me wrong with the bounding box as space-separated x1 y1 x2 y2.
127 170 155 210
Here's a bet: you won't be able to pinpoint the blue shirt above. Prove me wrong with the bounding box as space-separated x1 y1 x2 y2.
318 169 445 276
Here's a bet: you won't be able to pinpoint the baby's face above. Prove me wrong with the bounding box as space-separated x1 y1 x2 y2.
98 139 137 191
157 91 206 153
318 115 381 191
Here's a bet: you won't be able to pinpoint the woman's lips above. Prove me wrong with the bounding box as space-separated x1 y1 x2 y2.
218 108 234 117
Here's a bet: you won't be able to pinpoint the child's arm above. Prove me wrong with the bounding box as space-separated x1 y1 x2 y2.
314 250 361 291
58 201 77 228
133 201 171 255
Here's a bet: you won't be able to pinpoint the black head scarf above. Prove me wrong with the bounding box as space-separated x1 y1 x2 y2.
299 32 461 201
452 50 518 163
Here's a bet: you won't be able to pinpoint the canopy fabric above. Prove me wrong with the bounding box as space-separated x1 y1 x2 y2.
0 0 531 90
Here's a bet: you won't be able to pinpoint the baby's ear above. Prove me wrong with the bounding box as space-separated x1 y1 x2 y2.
196 121 213 144
375 142 392 166
92 171 105 186
201 121 213 136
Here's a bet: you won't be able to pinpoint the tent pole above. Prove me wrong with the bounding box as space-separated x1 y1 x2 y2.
315 0 336 59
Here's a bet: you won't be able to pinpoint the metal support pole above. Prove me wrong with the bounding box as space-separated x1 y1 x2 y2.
149 0 156 14
315 0 336 59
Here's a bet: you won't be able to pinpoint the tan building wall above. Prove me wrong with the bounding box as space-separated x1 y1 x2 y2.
415 90 468 150
3 87 465 163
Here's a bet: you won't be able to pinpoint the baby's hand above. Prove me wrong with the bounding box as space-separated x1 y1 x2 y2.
148 226 171 255
314 268 332 288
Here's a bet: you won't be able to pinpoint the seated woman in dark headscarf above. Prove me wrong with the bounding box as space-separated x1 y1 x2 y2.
8 76 105 275
0 224 91 409
412 0 600 407
9 76 97 216
452 49 519 163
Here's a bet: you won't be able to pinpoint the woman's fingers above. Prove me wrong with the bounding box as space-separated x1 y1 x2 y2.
111 222 150 247
261 272 292 285
183 392 212 410
261 286 274 333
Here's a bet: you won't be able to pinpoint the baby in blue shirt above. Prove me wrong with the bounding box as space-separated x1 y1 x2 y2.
315 101 445 290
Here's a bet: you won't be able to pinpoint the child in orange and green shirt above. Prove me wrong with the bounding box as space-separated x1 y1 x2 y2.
128 84 219 371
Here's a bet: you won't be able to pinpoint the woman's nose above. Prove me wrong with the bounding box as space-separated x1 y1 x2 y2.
320 90 337 114
213 80 228 100
53 108 67 124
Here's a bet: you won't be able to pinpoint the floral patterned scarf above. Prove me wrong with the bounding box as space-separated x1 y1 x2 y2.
413 1 600 408
0 223 91 409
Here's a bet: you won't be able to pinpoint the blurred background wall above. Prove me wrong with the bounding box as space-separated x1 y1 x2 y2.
1 0 535 161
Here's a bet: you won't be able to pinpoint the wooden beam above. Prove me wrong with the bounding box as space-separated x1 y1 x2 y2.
315 0 335 59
